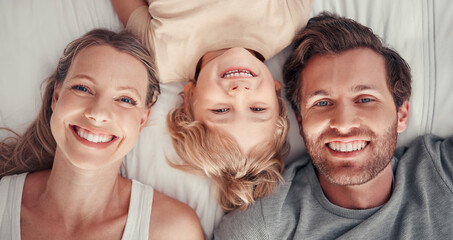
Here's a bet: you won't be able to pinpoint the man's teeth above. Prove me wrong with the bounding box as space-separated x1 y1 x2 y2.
76 128 113 143
328 141 367 152
223 70 253 78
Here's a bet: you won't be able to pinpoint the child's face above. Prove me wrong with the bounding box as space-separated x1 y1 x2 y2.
189 47 281 153
50 45 151 170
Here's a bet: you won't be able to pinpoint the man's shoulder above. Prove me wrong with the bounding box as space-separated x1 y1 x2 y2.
214 154 314 239
395 134 453 158
283 152 312 180
395 134 453 191
214 199 268 239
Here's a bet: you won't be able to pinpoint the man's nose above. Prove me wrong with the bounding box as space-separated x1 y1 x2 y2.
329 104 360 133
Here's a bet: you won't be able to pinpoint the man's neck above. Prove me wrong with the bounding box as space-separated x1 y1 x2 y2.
318 163 393 209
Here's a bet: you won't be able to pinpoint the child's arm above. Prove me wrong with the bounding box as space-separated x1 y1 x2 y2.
111 0 147 26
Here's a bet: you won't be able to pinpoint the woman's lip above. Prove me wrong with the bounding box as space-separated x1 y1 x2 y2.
70 125 118 149
71 125 116 137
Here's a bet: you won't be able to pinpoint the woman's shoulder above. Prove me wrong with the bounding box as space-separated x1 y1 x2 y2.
149 190 204 239
0 172 28 200
21 170 49 207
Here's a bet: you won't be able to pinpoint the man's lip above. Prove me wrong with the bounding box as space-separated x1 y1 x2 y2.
325 136 370 143
325 140 370 157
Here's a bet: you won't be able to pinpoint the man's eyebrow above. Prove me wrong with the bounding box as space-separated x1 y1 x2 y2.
305 89 330 100
352 84 375 92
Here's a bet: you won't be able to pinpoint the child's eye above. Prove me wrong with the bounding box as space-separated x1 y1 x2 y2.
250 107 266 112
119 97 137 106
211 108 229 113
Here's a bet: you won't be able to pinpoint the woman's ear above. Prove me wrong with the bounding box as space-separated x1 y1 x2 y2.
51 83 60 111
397 100 410 133
274 80 282 97
139 107 152 131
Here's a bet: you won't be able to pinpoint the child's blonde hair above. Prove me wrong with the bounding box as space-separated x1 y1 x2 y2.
167 85 289 212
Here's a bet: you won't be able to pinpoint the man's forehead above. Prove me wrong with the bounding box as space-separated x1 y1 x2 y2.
300 49 387 92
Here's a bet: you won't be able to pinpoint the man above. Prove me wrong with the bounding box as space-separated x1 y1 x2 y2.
214 12 453 239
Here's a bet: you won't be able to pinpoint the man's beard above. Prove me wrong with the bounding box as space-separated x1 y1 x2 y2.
302 119 398 186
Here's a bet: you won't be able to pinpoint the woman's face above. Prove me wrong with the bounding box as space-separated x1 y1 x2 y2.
189 47 281 154
50 45 151 170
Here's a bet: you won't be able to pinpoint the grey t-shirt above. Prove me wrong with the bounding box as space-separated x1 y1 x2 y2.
214 135 453 239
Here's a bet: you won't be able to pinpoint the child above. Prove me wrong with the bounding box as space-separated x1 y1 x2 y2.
111 0 313 212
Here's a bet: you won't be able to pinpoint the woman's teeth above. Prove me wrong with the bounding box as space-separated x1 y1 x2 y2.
76 127 114 143
328 141 368 152
223 69 253 78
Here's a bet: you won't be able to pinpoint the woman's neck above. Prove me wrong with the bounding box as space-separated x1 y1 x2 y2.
23 150 131 229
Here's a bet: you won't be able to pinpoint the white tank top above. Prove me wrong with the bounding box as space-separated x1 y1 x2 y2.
0 173 154 239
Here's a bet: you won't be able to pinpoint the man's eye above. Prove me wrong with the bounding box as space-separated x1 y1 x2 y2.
358 98 372 103
250 107 266 112
72 85 89 93
119 97 137 106
211 108 229 113
316 101 330 106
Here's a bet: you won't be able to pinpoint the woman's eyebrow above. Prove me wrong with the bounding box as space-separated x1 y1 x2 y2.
117 85 143 99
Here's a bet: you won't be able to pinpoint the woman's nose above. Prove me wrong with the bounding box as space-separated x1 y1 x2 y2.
84 97 112 123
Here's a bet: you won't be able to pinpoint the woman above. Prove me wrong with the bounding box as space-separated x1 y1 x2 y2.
111 0 313 212
0 29 203 239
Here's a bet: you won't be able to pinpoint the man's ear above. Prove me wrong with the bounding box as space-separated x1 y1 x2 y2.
274 80 282 97
139 107 152 131
396 100 410 133
51 83 60 111
295 111 303 136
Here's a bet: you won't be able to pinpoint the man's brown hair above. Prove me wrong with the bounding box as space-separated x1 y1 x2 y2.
283 12 412 115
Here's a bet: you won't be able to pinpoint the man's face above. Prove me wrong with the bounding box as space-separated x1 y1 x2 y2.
298 48 409 186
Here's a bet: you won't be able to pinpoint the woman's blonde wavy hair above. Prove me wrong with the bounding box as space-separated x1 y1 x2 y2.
167 83 289 212
0 29 159 178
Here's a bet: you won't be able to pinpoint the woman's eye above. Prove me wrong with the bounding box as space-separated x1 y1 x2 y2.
119 97 137 106
71 85 90 93
211 108 229 113
316 101 330 106
250 107 266 112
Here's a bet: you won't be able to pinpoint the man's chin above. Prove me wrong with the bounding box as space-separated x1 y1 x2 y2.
317 166 374 186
